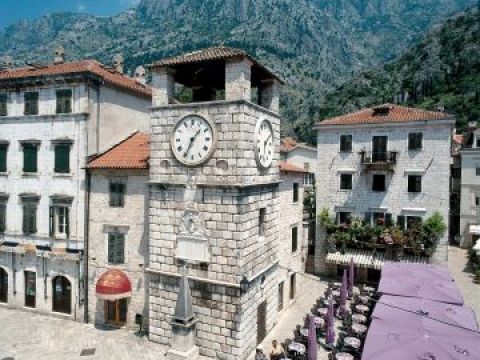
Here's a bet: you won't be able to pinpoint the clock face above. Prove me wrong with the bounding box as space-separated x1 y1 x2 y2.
255 119 274 169
171 115 216 166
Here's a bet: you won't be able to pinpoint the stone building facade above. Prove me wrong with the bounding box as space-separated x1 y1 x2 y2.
86 132 149 330
315 105 455 276
146 47 284 360
0 52 150 321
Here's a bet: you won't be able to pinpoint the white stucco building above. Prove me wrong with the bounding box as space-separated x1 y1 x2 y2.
315 104 455 277
280 138 317 187
0 51 151 321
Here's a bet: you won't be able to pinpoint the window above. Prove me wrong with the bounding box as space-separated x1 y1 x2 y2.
25 271 36 308
54 143 71 173
408 132 423 151
22 198 38 235
340 135 352 152
0 200 5 234
340 173 352 190
22 142 39 173
0 143 7 172
372 136 388 162
372 174 386 192
108 232 125 264
397 215 422 230
476 168 480 176
278 282 284 311
476 196 479 207
24 92 39 115
476 138 480 148
259 208 266 237
291 226 298 252
408 175 422 193
304 173 315 186
0 93 7 116
49 205 70 239
337 212 351 225
56 89 72 114
293 182 299 203
289 273 296 300
109 182 125 207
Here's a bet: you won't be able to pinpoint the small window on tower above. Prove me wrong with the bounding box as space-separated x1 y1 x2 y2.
259 208 266 237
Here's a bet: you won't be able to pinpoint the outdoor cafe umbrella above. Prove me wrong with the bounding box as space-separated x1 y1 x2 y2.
362 304 480 360
326 296 336 346
308 314 318 360
339 269 348 318
348 258 355 297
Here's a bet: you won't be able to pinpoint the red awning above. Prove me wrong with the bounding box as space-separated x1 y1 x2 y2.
96 269 132 301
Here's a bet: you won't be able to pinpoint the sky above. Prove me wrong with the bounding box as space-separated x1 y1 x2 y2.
0 0 140 29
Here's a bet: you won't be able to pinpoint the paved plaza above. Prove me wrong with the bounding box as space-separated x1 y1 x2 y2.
0 246 479 360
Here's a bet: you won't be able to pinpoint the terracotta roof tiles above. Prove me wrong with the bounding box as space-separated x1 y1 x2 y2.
0 60 151 98
278 161 308 173
88 132 149 170
318 104 453 126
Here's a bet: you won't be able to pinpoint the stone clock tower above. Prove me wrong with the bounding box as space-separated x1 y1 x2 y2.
147 47 283 359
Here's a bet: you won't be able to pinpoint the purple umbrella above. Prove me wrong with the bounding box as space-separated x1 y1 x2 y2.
348 258 355 297
338 269 348 318
307 314 317 360
326 296 335 346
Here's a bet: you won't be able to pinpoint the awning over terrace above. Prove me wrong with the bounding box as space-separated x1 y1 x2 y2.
325 249 428 270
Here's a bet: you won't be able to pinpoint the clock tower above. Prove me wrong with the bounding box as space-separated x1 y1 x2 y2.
147 46 283 359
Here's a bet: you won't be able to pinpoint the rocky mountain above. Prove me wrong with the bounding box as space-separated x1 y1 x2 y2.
0 0 476 136
300 5 480 144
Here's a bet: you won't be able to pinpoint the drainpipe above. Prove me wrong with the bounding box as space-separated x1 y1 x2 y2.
83 170 91 323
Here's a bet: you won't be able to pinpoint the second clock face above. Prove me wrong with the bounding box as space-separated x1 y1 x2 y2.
171 115 216 166
255 119 274 169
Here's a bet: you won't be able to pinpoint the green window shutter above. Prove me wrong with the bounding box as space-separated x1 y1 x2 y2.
49 206 54 237
23 204 36 235
65 207 70 239
0 203 6 233
108 234 116 263
116 234 125 264
0 145 7 172
108 233 125 264
56 90 72 114
0 94 7 116
24 92 39 115
23 144 38 173
54 144 70 173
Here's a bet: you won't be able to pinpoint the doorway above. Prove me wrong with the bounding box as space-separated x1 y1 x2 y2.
257 300 267 345
52 276 72 314
0 267 7 303
372 136 388 162
24 271 36 308
105 299 128 327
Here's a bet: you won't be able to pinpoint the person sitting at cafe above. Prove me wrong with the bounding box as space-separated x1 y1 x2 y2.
270 340 285 360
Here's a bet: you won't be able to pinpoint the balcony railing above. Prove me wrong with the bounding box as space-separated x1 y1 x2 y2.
359 151 398 171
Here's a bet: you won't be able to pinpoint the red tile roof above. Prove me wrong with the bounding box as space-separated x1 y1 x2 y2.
318 104 453 126
0 60 151 98
278 161 308 173
280 137 298 152
88 132 149 170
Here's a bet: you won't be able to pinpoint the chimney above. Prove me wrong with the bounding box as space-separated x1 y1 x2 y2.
134 65 146 85
54 46 65 64
112 54 124 74
0 56 13 71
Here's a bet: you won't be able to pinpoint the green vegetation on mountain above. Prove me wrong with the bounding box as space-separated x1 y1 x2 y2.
299 6 480 144
0 0 477 142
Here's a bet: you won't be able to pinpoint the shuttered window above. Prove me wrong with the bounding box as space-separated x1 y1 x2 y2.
23 143 38 173
56 89 72 114
408 132 423 151
54 144 70 173
397 215 406 230
49 205 70 239
291 226 298 252
22 202 37 235
109 182 125 207
0 93 7 116
0 202 6 234
0 144 7 172
340 135 352 152
408 175 422 193
340 173 352 190
108 233 125 264
24 92 39 115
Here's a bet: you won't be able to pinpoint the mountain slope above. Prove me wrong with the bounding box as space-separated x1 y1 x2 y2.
0 0 476 134
304 6 480 144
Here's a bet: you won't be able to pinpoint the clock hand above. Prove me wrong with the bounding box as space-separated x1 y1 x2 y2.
184 129 201 157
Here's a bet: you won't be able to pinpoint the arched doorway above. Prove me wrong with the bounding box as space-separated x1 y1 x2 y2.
0 267 7 303
52 276 71 314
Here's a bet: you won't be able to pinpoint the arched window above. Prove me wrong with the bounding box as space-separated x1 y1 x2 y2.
0 267 7 303
52 276 71 314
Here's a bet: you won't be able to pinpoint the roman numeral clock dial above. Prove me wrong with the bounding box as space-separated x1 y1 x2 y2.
171 115 216 166
255 119 274 169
